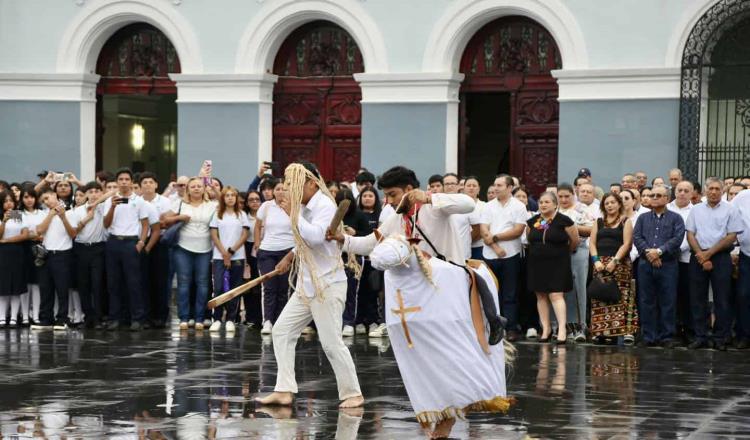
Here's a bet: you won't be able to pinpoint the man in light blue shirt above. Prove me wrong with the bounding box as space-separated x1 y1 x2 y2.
685 177 743 350
731 188 750 349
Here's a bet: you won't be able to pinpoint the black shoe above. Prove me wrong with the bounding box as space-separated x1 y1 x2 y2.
553 337 567 345
142 321 152 330
736 339 750 350
106 321 120 331
662 339 679 349
688 340 708 349
638 340 658 348
714 341 727 351
505 330 520 342
94 321 105 330
538 335 551 343
130 322 143 332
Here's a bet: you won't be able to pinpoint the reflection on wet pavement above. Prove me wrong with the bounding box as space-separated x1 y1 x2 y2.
1 327 749 439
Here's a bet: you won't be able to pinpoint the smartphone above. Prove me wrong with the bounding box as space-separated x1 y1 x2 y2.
264 161 280 175
202 159 213 174
53 172 65 182
63 172 72 182
117 197 129 204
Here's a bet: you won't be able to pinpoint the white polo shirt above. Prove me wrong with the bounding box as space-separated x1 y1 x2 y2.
101 193 150 237
22 209 47 238
43 211 79 251
257 200 295 251
210 210 251 260
1 218 26 240
481 196 528 259
73 203 107 244
470 199 486 249
667 200 693 263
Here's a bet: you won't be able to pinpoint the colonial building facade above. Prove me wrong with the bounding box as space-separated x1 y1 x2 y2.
0 0 743 191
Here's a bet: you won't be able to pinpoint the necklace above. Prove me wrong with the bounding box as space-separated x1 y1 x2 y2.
534 213 555 244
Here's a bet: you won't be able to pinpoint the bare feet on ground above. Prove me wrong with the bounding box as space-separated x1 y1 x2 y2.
429 417 456 439
339 395 365 408
254 391 294 406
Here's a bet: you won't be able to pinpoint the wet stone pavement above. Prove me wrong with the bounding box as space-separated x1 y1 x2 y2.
1 326 750 439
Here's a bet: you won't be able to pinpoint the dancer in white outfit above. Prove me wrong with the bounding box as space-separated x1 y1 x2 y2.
255 162 364 409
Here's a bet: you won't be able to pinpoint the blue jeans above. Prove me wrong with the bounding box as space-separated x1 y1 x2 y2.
174 246 211 322
689 251 733 343
736 253 750 340
212 259 245 322
486 254 521 331
565 247 589 327
637 258 678 342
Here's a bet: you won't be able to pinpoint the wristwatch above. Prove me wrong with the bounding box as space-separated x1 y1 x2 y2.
613 257 620 264
228 247 235 255
657 248 663 256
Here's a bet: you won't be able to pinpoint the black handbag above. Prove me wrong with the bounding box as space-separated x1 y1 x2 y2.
161 201 184 246
587 273 621 303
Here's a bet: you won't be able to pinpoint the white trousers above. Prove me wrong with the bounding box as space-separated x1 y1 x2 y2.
272 281 362 400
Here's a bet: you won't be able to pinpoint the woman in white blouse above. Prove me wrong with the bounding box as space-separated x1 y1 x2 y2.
209 186 250 334
164 177 217 331
20 187 46 325
0 190 29 327
254 179 294 335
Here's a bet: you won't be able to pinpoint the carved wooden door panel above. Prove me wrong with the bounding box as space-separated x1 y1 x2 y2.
459 16 561 195
273 21 363 182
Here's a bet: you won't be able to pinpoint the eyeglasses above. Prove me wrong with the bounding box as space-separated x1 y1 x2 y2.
247 198 261 202
175 184 186 187
648 194 666 199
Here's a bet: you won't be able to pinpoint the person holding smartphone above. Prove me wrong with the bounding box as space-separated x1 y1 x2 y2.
0 190 29 328
31 189 78 330
102 168 153 331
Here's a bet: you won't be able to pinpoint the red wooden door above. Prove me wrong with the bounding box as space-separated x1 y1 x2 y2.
272 21 363 182
459 17 561 196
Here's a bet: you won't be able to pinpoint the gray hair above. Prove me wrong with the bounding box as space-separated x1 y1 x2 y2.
705 177 723 189
538 190 558 206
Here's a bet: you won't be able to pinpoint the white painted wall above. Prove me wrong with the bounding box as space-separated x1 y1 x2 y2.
0 0 717 74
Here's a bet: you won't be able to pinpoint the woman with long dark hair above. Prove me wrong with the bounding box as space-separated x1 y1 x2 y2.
356 187 386 337
241 190 263 328
0 190 29 327
589 192 637 345
336 189 369 336
255 179 294 335
20 187 44 325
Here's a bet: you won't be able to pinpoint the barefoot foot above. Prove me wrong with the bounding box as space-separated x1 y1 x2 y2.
254 391 294 406
429 417 456 439
339 395 365 408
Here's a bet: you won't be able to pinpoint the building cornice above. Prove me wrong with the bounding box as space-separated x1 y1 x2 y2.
168 73 278 103
553 67 681 102
0 73 100 102
354 72 465 103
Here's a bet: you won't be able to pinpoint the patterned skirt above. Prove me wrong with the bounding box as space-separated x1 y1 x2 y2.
590 256 639 337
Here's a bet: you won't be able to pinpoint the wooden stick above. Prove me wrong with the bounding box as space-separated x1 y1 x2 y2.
327 199 351 235
207 269 281 310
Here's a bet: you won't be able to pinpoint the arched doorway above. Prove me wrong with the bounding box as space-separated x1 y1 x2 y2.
96 23 180 185
678 0 750 182
459 16 561 195
272 21 363 182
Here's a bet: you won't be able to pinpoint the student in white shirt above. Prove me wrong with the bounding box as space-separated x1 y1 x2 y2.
32 189 78 329
0 190 29 328
72 182 109 328
163 177 218 331
254 179 295 334
20 187 46 325
443 173 481 261
480 174 528 341
209 186 250 334
462 176 486 260
139 172 169 328
242 190 263 328
102 168 152 331
667 180 694 343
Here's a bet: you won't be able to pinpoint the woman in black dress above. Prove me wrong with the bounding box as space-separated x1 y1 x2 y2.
526 191 579 343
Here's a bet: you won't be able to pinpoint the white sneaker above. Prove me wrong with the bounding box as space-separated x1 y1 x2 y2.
355 324 367 335
203 319 212 328
209 321 222 332
301 326 316 335
195 323 204 331
526 328 538 340
261 321 273 335
188 319 195 328
574 330 587 343
179 322 188 330
368 323 379 334
342 325 355 337
225 321 236 333
368 323 387 338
